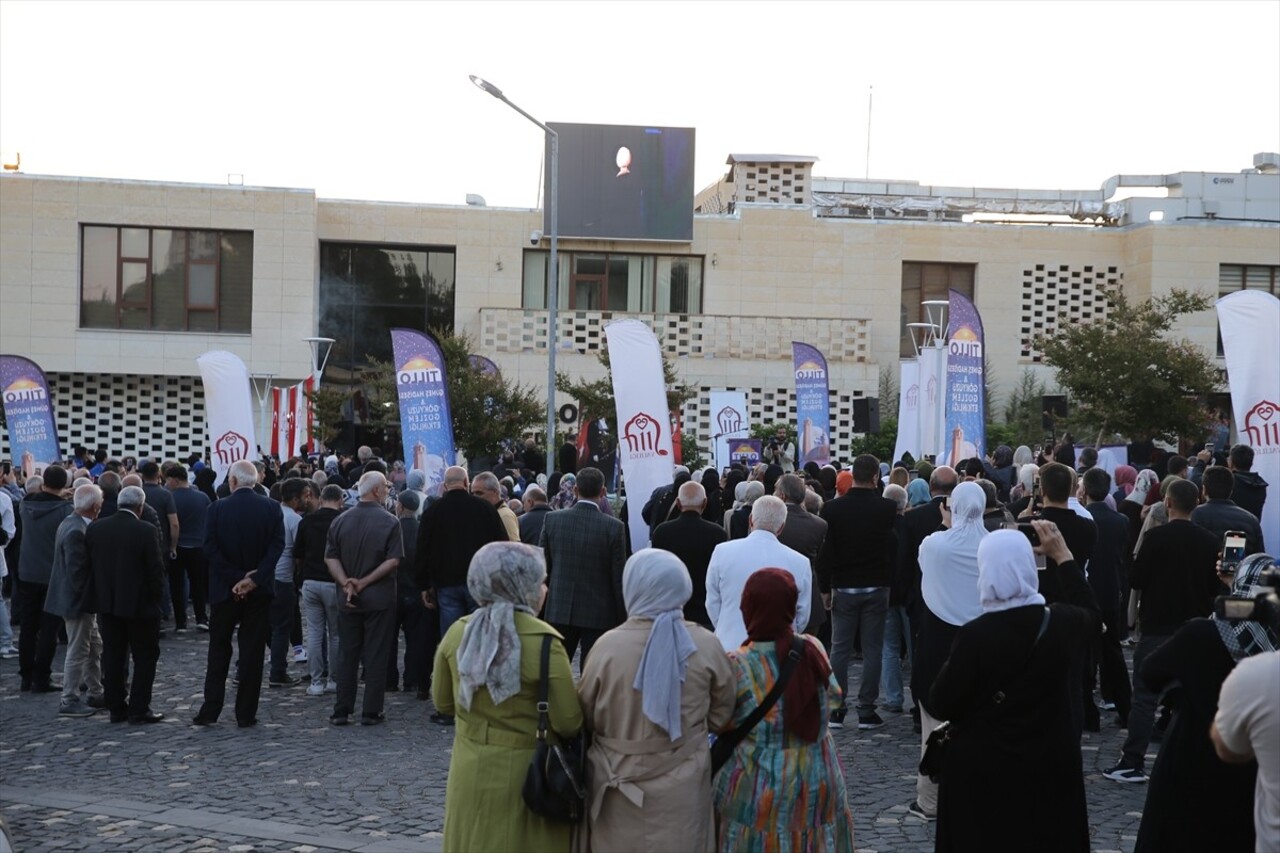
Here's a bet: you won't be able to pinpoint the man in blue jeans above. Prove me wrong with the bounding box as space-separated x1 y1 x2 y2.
414 465 508 725
818 454 898 729
268 478 309 688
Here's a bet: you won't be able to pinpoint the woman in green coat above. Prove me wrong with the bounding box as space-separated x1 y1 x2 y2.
433 541 583 853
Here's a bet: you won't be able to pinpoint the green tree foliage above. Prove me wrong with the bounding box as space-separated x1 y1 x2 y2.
849 416 898 464
995 368 1050 449
555 347 702 467
1035 286 1218 445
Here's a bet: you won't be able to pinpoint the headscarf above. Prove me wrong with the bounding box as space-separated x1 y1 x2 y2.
762 464 784 499
976 529 1047 614
993 445 1015 470
194 467 218 503
1096 448 1119 482
740 568 831 742
916 460 935 483
906 478 931 507
732 480 750 509
836 470 854 497
1114 465 1137 497
546 471 562 499
1017 463 1038 495
722 468 745 513
1213 554 1279 662
817 466 838 499
701 469 722 519
920 482 989 626
456 542 546 710
1126 469 1159 505
742 480 765 506
623 549 699 741
552 473 578 510
1013 446 1034 468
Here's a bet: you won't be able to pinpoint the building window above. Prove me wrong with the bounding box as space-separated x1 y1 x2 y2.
522 250 703 313
900 262 976 358
318 242 456 378
1218 264 1279 355
80 225 253 333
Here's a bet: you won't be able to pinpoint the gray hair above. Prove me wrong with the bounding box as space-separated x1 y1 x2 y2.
750 495 787 534
72 476 92 490
472 472 500 494
357 471 387 497
883 483 908 511
24 476 42 495
312 470 328 485
74 483 103 512
228 459 258 488
677 480 706 508
118 485 146 511
406 469 427 491
523 486 547 504
776 473 806 505
803 488 824 514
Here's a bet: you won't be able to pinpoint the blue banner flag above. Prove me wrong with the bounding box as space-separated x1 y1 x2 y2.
390 328 456 495
468 354 500 377
792 341 831 466
943 289 986 465
0 354 61 473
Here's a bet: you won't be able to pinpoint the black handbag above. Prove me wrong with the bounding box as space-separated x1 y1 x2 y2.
711 641 804 774
522 635 588 823
919 607 1051 782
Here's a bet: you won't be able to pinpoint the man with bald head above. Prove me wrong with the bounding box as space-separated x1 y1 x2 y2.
194 459 284 728
414 465 507 724
651 480 727 629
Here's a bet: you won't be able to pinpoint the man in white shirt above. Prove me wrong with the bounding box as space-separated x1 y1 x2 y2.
705 495 811 651
1212 648 1280 853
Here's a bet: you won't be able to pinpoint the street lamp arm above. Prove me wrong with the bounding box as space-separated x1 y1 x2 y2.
470 75 556 137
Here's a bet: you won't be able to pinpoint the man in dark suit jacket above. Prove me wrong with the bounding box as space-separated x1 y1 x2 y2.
84 485 166 723
1082 468 1132 730
194 460 284 728
651 480 727 629
518 486 553 546
539 466 627 663
774 474 828 636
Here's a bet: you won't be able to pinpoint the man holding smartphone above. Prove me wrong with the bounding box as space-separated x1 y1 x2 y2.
1190 466 1264 557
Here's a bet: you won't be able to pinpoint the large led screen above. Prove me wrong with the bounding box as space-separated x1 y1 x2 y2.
545 123 695 242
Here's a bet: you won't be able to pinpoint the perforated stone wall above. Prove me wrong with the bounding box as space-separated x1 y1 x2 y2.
0 373 207 462
681 385 865 464
1020 264 1120 362
482 309 870 362
732 162 811 205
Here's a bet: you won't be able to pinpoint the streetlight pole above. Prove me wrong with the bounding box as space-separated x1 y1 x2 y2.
470 75 558 478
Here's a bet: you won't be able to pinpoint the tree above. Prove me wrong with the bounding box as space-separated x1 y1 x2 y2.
556 347 702 467
1035 286 1218 445
849 416 898 464
997 367 1049 449
306 329 544 462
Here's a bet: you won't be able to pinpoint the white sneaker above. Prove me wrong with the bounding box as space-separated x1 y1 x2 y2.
292 646 308 663
306 683 326 696
324 680 338 694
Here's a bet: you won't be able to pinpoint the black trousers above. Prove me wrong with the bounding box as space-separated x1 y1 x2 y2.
552 624 604 668
171 547 208 627
335 607 394 718
1088 606 1132 723
198 594 271 723
386 590 437 691
17 581 61 684
98 613 161 717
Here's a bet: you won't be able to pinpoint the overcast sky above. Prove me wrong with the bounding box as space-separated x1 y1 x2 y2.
2 0 1277 207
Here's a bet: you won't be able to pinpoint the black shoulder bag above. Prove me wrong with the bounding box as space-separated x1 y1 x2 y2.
711 641 805 775
522 635 588 823
919 606 1051 782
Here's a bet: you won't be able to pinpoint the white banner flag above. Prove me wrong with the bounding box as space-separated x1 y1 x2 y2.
918 342 948 460
892 360 921 465
709 390 749 470
197 350 258 487
1217 290 1280 552
606 319 675 553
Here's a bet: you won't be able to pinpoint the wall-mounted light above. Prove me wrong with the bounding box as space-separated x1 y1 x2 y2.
711 253 718 267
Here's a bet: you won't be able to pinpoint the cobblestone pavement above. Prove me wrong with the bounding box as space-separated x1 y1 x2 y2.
1 631 1150 852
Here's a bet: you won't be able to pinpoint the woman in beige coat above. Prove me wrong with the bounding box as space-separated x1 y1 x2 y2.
577 549 737 853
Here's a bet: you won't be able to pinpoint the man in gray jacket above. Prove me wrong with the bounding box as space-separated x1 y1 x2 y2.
45 484 105 716
17 465 74 692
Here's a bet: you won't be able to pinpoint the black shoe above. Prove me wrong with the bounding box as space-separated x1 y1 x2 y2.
360 713 386 726
386 684 399 693
858 712 885 730
237 718 257 728
828 707 847 730
20 678 32 692
30 681 62 694
429 712 455 727
192 714 217 726
330 713 351 726
85 694 107 709
129 711 165 724
109 713 129 724
269 674 301 688
416 688 431 701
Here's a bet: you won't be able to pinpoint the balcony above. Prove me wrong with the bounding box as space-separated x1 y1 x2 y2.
480 308 871 362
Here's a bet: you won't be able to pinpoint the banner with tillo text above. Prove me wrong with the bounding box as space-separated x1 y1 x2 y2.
942 289 986 466
0 354 61 476
792 341 831 466
391 328 455 496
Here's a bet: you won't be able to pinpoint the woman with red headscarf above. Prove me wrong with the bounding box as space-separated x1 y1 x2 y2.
712 568 853 852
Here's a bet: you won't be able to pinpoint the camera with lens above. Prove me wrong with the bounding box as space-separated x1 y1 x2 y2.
1214 564 1280 634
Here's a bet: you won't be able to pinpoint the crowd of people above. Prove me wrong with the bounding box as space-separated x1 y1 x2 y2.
0 435 1276 852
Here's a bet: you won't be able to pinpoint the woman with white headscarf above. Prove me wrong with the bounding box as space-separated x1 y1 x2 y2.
1131 553 1276 852
577 549 735 852
578 548 737 845
929 523 1101 852
432 542 583 853
908 481 989 820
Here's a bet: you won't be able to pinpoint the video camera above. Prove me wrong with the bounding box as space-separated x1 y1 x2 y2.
1214 564 1280 634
